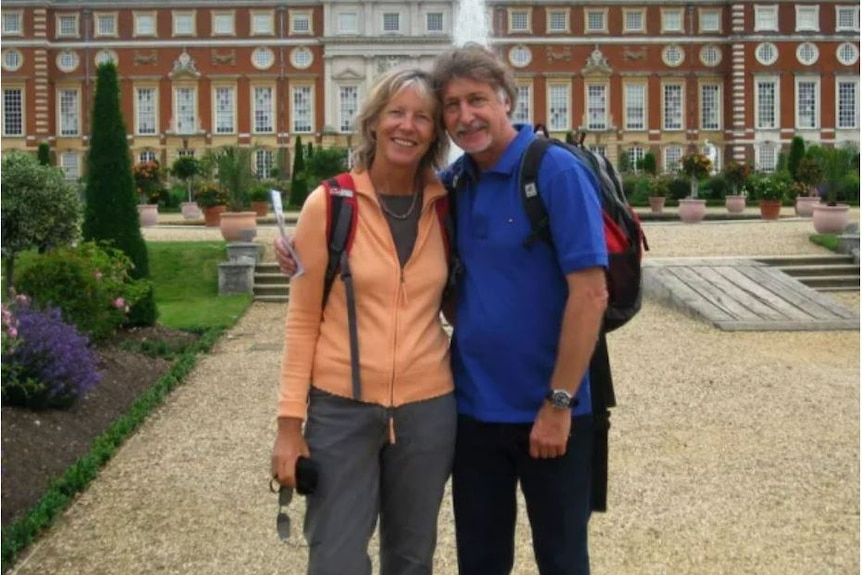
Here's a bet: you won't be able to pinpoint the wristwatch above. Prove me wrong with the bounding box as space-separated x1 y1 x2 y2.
545 389 578 409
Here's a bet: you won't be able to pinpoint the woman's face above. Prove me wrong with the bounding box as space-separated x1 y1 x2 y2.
372 85 437 170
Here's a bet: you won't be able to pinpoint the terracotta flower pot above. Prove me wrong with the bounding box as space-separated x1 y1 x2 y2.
251 201 270 218
758 200 782 220
812 204 850 234
725 195 746 214
219 211 258 242
137 204 159 227
648 196 666 214
202 205 226 227
678 198 706 224
795 196 820 217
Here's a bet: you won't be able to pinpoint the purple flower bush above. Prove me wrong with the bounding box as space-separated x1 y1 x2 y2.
1 295 102 409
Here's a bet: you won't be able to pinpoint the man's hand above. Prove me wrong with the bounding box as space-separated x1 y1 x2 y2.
273 236 298 276
529 403 572 459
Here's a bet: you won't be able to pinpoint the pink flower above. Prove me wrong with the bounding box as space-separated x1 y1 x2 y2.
94 271 103 280
15 294 28 305
7 327 17 338
113 297 126 309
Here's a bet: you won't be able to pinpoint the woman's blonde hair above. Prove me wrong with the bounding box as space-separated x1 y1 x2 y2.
351 67 448 174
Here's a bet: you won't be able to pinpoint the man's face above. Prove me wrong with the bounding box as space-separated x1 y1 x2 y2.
441 77 515 167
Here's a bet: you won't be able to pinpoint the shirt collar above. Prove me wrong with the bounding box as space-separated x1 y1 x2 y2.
457 123 536 183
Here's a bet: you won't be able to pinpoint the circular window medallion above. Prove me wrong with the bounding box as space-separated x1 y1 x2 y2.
662 45 684 67
251 47 274 70
796 42 819 65
57 50 80 72
290 47 313 70
755 42 778 66
508 45 532 68
2 49 23 72
699 45 722 67
836 42 859 66
95 49 118 66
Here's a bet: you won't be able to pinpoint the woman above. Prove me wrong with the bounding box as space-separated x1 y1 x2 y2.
271 67 455 575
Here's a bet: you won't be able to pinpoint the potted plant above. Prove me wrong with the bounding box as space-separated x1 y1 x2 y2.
807 145 853 233
132 160 162 226
678 150 711 223
194 183 228 227
721 160 751 214
645 175 670 214
748 174 788 220
249 184 271 217
171 156 202 219
213 146 257 241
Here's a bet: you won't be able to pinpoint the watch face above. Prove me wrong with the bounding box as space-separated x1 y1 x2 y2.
549 390 572 408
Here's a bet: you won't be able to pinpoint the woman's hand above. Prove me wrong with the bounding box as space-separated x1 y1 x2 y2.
271 417 310 488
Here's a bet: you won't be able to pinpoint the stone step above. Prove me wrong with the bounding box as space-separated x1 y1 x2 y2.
254 283 290 298
796 275 860 291
754 254 856 267
778 263 860 277
254 272 290 286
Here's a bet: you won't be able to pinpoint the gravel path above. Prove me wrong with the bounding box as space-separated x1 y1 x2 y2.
10 210 859 575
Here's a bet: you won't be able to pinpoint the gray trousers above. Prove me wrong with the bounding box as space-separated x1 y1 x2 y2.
303 388 457 575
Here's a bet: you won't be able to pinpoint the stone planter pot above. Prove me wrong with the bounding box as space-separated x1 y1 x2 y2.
202 205 226 227
678 198 706 224
795 196 821 217
648 196 667 214
812 204 850 234
219 211 258 242
724 195 746 214
181 201 202 220
137 204 159 227
758 200 782 220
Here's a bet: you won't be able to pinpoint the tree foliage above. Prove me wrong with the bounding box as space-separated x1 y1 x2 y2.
787 136 806 182
305 147 349 183
213 146 254 211
170 156 201 203
642 152 657 176
37 142 51 166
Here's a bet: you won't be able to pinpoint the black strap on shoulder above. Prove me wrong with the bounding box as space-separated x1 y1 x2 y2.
339 250 361 401
519 138 553 248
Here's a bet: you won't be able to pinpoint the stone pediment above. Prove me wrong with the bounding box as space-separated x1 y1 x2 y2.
333 67 364 81
169 50 201 80
582 45 612 76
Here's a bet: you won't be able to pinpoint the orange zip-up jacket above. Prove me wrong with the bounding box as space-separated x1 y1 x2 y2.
278 170 454 421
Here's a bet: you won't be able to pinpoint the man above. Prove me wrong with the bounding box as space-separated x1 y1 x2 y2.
275 43 608 574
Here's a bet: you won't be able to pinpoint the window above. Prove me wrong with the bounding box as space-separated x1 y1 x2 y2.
253 87 274 133
663 84 684 130
508 45 532 68
60 153 79 181
173 12 195 36
837 43 859 66
795 79 818 129
255 150 275 179
700 84 721 131
836 6 860 31
214 87 235 134
662 9 683 32
623 10 644 33
796 43 819 65
339 86 358 132
291 11 311 34
213 13 234 35
547 9 569 33
338 12 358 34
624 84 646 130
252 48 275 70
755 42 778 66
140 150 157 164
174 87 197 134
2 12 22 35
585 10 606 33
95 13 117 37
136 87 157 135
57 15 79 37
586 85 607 130
2 50 22 72
700 45 722 67
664 145 683 172
755 78 778 129
57 51 79 73
58 89 80 136
548 84 570 132
837 79 858 129
514 85 532 124
95 50 117 66
135 13 156 36
754 6 778 32
426 12 444 33
757 144 777 172
292 86 313 133
795 6 819 31
290 48 313 70
252 12 274 35
628 146 645 173
699 9 721 32
509 10 530 32
178 149 195 158
663 45 685 67
3 88 23 136
382 12 400 33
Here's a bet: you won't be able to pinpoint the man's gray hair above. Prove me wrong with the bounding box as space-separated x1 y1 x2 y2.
430 42 518 118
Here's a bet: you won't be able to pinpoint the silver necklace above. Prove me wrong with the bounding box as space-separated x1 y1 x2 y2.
375 181 420 221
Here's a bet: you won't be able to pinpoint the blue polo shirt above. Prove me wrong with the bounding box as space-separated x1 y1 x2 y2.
444 125 608 423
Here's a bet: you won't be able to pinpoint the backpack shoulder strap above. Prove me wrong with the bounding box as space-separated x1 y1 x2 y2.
322 173 358 309
519 137 553 248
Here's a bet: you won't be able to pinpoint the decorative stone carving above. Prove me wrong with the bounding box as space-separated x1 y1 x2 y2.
582 45 612 76
212 50 236 66
623 48 646 61
169 49 200 79
377 56 408 74
134 50 158 66
545 46 572 63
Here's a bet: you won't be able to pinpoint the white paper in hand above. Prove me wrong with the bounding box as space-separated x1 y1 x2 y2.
270 190 305 278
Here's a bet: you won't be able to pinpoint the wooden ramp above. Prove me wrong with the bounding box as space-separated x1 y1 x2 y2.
643 257 859 331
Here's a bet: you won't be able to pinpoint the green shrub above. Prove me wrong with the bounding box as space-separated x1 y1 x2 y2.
701 174 730 200
642 152 657 176
305 147 349 183
14 242 151 342
667 177 691 201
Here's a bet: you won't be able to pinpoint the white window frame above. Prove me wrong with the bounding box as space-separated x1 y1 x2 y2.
754 77 779 130
60 152 80 181
2 11 23 36
212 12 235 36
291 85 314 133
173 11 196 37
700 83 722 131
291 10 312 35
795 6 819 32
381 12 402 34
56 14 79 38
255 149 275 179
338 85 359 133
174 86 198 135
586 84 608 130
134 12 157 37
251 11 274 35
252 85 275 134
624 83 647 131
508 9 531 33
135 86 158 136
754 5 778 32
425 12 444 34
213 86 236 135
662 83 684 131
756 144 778 172
514 84 533 125
661 8 684 33
836 6 860 31
546 8 570 33
795 77 820 130
836 77 858 130
57 88 80 137
57 51 80 73
94 12 118 38
337 12 359 34
623 9 645 33
3 87 24 136
547 83 571 132
699 9 721 33
584 9 608 33
627 146 645 173
139 150 157 164
664 145 684 173
2 50 23 72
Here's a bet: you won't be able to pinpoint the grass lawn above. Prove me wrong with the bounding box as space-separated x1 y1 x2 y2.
147 241 251 331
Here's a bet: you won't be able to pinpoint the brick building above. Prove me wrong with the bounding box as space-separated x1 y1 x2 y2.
1 0 858 179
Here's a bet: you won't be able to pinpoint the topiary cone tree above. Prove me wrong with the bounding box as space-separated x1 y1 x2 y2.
82 61 157 326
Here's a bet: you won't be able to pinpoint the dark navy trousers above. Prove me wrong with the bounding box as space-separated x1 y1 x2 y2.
452 414 594 575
